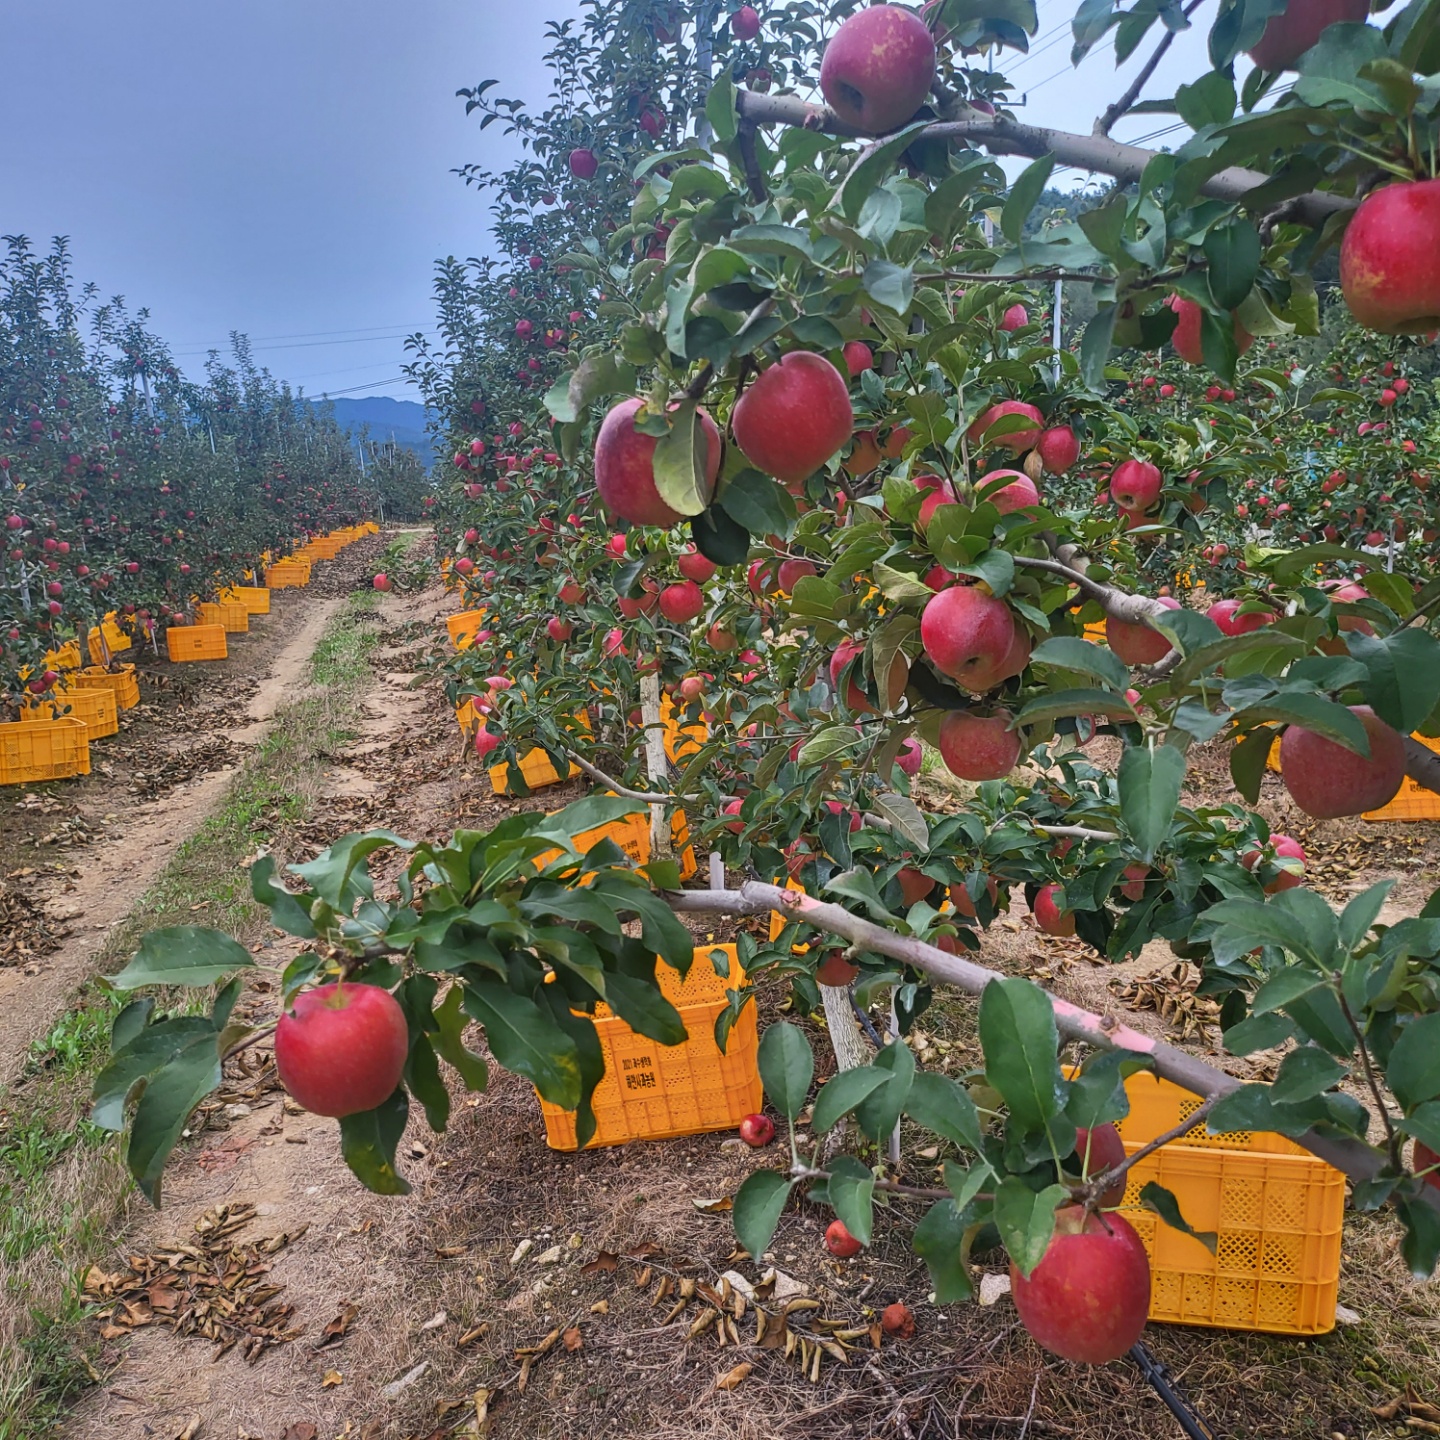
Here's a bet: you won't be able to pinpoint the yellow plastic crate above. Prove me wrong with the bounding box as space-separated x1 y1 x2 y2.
0 715 90 784
225 586 271 615
45 641 83 671
166 624 228 663
538 944 761 1150
73 664 141 710
1364 733 1440 822
1113 1072 1344 1336
661 692 709 764
489 746 581 794
264 560 311 588
532 808 698 881
198 601 249 634
447 609 489 650
86 620 133 667
24 684 119 740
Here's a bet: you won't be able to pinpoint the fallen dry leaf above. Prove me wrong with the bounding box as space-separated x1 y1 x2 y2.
692 1196 733 1213
590 1300 609 1316
280 1426 318 1440
434 1245 467 1259
313 1302 360 1350
321 1369 343 1389
457 1322 490 1347
715 1362 752 1391
580 1250 618 1274
173 1417 201 1440
562 1326 583 1352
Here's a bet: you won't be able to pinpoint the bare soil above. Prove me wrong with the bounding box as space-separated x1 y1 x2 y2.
45 572 1440 1440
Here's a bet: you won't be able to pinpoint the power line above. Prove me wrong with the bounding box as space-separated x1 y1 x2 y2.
311 375 415 398
173 329 435 359
173 320 431 349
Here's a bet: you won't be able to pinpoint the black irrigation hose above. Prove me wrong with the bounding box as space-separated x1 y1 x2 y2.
1129 1342 1217 1439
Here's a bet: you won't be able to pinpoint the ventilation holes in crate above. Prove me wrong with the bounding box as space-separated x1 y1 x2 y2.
1256 1279 1300 1326
1261 1232 1305 1276
1213 1276 1257 1323
1217 1230 1261 1273
1264 1186 1307 1231
1219 1180 1265 1229
1149 1270 1182 1316
1183 1273 1215 1314
1178 1094 1252 1149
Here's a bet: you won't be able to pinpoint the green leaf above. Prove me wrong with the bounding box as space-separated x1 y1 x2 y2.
290 830 411 908
604 970 687 1045
978 977 1064 1133
798 724 866 765
1271 1046 1347 1103
1349 629 1440 735
1000 154 1056 244
943 1158 995 1211
1118 745 1187 863
462 983 581 1109
651 401 711 518
854 1040 916 1142
812 1066 891 1133
871 791 930 851
1175 70 1236 129
1340 880 1395 952
250 855 317 938
1204 221 1262 311
1030 636 1130 693
404 1033 450 1133
1397 1193 1440 1279
994 1178 1066 1279
1206 1084 1279 1134
1065 1049 1150 1128
706 68 738 142
834 122 931 221
1222 1012 1295 1056
862 260 914 317
1387 1014 1440 1112
758 1021 814 1121
1139 1182 1217 1253
733 1169 793 1257
109 927 255 992
912 1199 974 1303
905 1071 984 1151
1229 723 1276 805
339 1089 411 1196
826 1154 876 1246
872 561 935 607
432 985 488 1092
1014 686 1137 726
1080 305 1117 393
1293 22 1391 111
717 468 795 538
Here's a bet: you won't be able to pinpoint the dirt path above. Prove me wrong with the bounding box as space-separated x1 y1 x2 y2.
0 596 347 1086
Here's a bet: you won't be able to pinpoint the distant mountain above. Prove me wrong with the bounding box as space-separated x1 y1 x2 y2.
311 396 438 467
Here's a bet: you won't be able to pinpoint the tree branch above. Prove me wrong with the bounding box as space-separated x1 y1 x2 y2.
563 748 682 803
737 121 768 203
666 880 1439 1212
1094 0 1207 137
1083 1094 1218 1205
733 90 1351 227
1404 735 1440 799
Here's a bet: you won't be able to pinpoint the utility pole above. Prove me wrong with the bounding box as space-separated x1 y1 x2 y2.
695 1 716 152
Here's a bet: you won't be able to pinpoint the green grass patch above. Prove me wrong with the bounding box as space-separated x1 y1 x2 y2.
0 591 384 1439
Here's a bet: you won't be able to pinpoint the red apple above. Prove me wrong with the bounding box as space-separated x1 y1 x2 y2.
1278 704 1406 818
920 586 1017 692
731 352 853 483
546 616 573 641
1208 597 1274 635
830 637 906 714
937 709 1020 781
819 5 937 135
776 557 819 591
677 548 717 583
880 1302 916 1337
1032 884 1075 937
816 949 860 987
1036 425 1080 474
950 874 999 919
1341 178 1440 334
1166 293 1255 365
1105 597 1180 667
976 467 1040 514
966 400 1043 454
999 303 1028 331
1109 458 1163 511
895 737 923 776
824 1217 864 1257
372 573 391 591
594 397 722 526
843 340 874 377
722 799 745 833
1249 0 1370 70
897 866 935 905
274 983 409 1118
659 580 705 622
738 1112 775 1146
732 4 761 39
1241 833 1307 892
1118 864 1149 901
1074 1124 1128 1208
569 147 599 178
1414 1141 1440 1188
1011 1206 1150 1363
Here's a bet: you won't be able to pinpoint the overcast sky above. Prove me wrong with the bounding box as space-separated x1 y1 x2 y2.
3 1 1219 404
